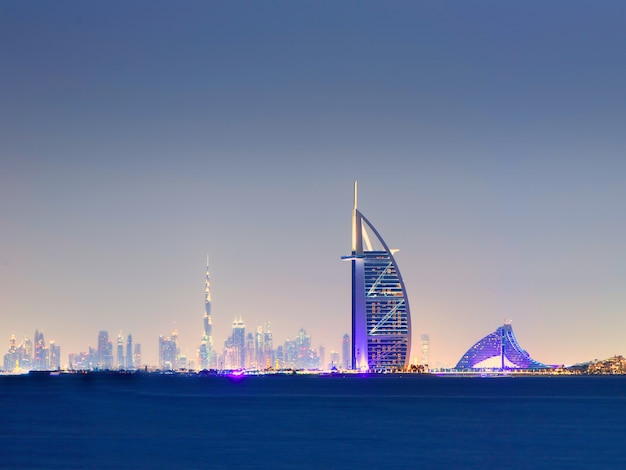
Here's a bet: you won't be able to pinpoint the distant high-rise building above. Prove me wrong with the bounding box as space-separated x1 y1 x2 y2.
342 334 350 370
244 332 254 369
21 337 33 370
255 325 264 369
3 333 18 372
68 351 92 371
33 329 48 370
343 182 412 371
116 334 124 370
420 334 430 367
97 331 113 370
330 351 340 369
159 330 179 370
49 341 61 370
275 345 284 369
126 334 133 370
263 323 273 369
133 343 142 369
9 333 16 354
319 345 326 371
294 328 318 369
231 318 246 370
284 339 297 369
67 353 77 370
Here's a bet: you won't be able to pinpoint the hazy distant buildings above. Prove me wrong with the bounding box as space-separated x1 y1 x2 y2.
275 344 284 369
49 341 61 370
245 332 255 369
3 334 19 372
343 182 412 371
159 330 179 370
2 332 60 372
97 331 113 370
69 350 94 371
255 325 264 368
21 337 33 370
133 343 142 369
284 339 296 368
319 345 326 370
330 350 340 369
209 319 322 371
294 328 319 369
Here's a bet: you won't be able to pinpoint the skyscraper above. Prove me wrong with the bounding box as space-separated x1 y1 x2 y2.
330 351 340 369
420 334 430 367
33 329 48 370
343 182 412 372
159 331 179 370
245 332 255 369
284 339 297 369
126 334 133 370
97 331 113 370
294 328 318 369
21 337 33 370
341 333 350 370
49 341 61 370
116 334 124 370
3 333 17 372
232 318 246 370
275 344 284 369
133 343 142 369
254 325 264 369
199 255 214 369
263 323 273 369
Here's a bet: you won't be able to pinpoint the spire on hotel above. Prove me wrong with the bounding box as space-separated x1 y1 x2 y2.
352 180 363 254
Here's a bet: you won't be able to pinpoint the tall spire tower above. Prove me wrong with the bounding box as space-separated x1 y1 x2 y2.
199 255 214 369
204 255 213 343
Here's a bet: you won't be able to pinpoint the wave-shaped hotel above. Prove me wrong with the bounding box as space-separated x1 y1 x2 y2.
343 183 411 372
455 321 552 370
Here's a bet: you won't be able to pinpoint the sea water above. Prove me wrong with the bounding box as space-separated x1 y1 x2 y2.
1 373 625 468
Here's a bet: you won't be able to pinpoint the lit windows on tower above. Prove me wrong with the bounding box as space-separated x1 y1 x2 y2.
342 182 412 372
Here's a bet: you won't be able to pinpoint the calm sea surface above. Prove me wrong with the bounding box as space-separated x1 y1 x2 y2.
1 373 625 469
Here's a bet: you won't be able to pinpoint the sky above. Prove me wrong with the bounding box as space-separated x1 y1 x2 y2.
2 1 626 367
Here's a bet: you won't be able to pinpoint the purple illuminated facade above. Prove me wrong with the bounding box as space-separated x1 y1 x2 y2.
455 322 551 370
342 182 411 372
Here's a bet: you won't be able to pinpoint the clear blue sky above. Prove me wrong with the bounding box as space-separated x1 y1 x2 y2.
2 1 626 367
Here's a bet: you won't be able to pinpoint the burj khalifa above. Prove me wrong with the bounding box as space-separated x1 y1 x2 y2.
199 256 214 369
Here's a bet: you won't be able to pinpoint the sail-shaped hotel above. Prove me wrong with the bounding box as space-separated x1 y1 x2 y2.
343 183 412 372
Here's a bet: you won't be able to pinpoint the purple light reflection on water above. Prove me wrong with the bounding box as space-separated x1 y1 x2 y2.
226 370 246 381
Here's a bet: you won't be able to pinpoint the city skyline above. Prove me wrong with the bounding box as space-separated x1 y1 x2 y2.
3 2 626 367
